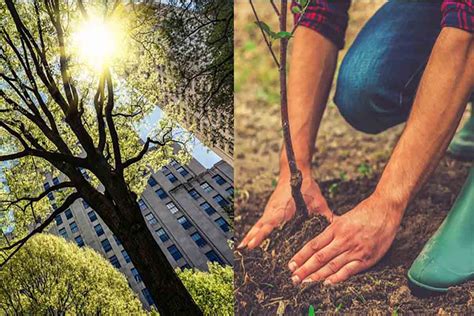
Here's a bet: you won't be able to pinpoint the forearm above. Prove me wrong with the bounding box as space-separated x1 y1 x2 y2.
280 27 338 179
375 28 474 216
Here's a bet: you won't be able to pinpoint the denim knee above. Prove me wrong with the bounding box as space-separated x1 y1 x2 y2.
334 61 391 135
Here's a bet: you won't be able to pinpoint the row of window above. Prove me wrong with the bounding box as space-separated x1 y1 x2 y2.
108 249 131 269
147 172 228 190
167 238 222 266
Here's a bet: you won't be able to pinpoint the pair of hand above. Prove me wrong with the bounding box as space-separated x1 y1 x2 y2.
238 178 403 285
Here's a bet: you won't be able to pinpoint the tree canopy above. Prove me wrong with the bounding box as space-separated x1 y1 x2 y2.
0 1 203 313
0 233 144 315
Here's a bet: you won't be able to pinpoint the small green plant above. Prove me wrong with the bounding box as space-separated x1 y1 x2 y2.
392 307 399 316
335 302 343 313
357 162 372 177
339 171 348 181
328 182 339 198
308 304 315 316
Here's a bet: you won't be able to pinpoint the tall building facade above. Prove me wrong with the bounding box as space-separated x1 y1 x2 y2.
47 157 233 309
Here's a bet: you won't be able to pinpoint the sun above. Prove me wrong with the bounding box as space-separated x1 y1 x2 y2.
72 17 122 70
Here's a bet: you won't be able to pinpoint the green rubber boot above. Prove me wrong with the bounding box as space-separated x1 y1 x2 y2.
408 166 474 293
448 104 474 161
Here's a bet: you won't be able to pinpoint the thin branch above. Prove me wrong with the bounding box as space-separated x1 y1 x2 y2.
0 192 80 268
249 0 280 68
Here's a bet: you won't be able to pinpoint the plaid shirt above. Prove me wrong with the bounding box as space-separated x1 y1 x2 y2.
292 0 474 49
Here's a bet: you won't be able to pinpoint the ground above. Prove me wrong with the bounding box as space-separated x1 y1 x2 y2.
234 1 473 314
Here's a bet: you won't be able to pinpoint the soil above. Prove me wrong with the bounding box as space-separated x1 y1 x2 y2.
234 159 473 315
234 1 474 315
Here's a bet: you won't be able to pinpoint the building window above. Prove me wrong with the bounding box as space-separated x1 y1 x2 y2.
87 210 97 222
215 217 230 233
82 200 90 209
170 160 179 167
200 182 213 193
145 213 158 225
180 263 191 270
132 268 142 283
188 189 201 200
213 194 228 207
101 239 112 252
155 188 168 200
70 221 79 234
148 177 158 187
191 232 207 248
176 166 189 177
205 250 224 265
74 235 84 247
52 177 60 186
142 288 155 306
64 209 73 220
167 245 183 261
226 186 234 196
138 199 148 211
166 172 178 183
109 255 121 269
43 182 50 190
94 223 104 237
156 228 170 242
114 235 121 246
177 216 193 230
200 202 216 216
47 192 55 201
55 214 63 225
121 250 131 263
166 202 179 214
213 174 227 185
58 227 68 238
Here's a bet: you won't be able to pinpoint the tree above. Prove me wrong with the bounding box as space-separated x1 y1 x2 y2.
0 0 202 314
249 0 310 215
0 233 144 315
154 0 233 153
177 263 234 316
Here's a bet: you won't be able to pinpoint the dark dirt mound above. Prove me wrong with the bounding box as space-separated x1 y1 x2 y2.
234 158 473 315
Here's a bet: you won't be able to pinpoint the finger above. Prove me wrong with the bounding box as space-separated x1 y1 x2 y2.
247 224 274 249
238 223 262 249
291 240 348 284
302 250 352 283
288 227 334 272
324 260 365 285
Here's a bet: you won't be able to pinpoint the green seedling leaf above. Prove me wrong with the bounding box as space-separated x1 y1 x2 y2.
292 6 302 14
308 304 315 316
297 0 309 7
335 302 343 313
339 171 348 181
255 21 277 39
275 31 293 39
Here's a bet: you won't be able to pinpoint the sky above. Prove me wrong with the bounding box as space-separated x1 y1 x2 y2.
136 106 222 168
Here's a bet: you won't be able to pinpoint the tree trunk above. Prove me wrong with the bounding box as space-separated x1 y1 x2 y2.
117 205 202 315
79 177 202 315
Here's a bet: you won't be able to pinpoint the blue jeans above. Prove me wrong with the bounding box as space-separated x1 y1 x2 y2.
334 0 472 134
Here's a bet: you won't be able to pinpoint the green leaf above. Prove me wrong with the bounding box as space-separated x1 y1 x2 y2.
291 6 302 14
297 0 309 7
308 305 315 316
275 31 293 39
255 21 277 39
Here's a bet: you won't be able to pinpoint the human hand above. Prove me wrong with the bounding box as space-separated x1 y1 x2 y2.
238 176 333 250
288 194 404 285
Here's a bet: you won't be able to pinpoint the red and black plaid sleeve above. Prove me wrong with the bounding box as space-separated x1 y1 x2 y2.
291 0 351 49
441 0 473 32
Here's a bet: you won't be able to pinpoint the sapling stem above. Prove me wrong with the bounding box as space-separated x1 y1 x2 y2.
250 0 309 217
278 0 309 216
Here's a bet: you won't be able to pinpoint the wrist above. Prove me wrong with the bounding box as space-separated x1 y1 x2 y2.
278 162 312 182
367 190 407 224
